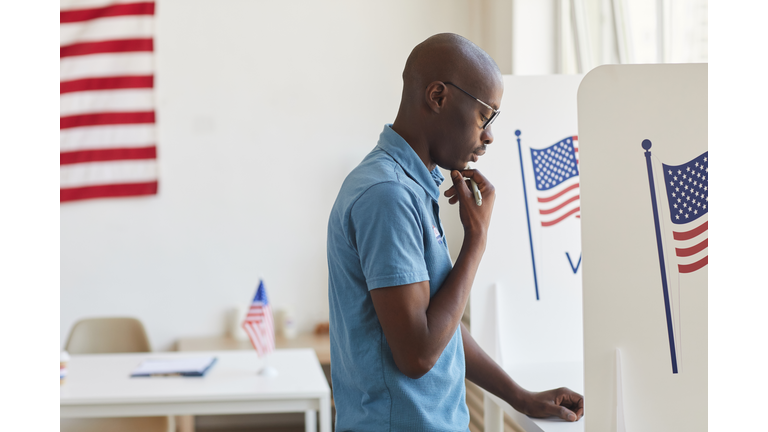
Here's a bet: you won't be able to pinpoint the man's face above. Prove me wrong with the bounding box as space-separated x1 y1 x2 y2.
431 80 503 171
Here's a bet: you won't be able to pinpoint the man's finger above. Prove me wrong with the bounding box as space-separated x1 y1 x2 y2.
450 170 472 200
554 390 583 420
460 169 486 186
556 406 577 422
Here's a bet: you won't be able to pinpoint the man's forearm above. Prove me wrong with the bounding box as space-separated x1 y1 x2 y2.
419 233 487 368
461 322 529 410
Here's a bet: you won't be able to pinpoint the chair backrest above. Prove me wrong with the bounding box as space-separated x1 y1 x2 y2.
65 317 151 354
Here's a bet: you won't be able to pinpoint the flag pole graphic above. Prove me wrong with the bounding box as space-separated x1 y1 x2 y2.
642 139 678 374
516 130 540 300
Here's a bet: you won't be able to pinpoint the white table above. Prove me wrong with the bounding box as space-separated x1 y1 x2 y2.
484 361 584 432
60 349 332 432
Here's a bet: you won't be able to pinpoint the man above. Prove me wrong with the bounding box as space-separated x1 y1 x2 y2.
327 33 584 431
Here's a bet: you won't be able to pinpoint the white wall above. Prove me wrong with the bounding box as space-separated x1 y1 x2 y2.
60 0 484 351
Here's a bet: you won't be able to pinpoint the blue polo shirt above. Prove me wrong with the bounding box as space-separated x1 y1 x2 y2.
327 124 468 431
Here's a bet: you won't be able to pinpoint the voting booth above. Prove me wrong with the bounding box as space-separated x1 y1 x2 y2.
471 65 707 432
578 64 707 432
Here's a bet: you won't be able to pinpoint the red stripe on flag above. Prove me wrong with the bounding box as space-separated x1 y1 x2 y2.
61 75 154 94
673 221 708 241
61 38 153 58
60 181 158 202
572 135 578 140
675 238 708 258
541 207 580 227
60 2 155 23
537 183 579 203
678 256 708 273
60 146 157 165
61 111 155 129
539 195 580 215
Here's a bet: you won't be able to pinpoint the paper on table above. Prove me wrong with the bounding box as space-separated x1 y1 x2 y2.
131 356 217 377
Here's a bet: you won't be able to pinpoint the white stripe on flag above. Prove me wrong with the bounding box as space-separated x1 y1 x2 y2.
671 216 708 269
60 124 156 152
60 88 155 117
248 322 268 354
61 52 154 81
61 15 154 46
537 176 580 225
243 322 261 351
61 159 158 188
61 0 144 9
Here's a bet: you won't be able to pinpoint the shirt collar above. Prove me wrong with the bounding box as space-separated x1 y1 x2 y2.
377 124 444 201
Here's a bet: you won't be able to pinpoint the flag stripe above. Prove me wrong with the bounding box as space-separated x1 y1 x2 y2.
61 159 157 188
61 111 155 129
541 207 580 227
61 2 155 23
537 182 579 203
61 88 155 117
678 256 708 274
241 281 275 357
61 38 153 58
673 221 708 241
61 123 156 152
60 181 157 202
61 15 154 46
539 194 580 215
61 52 154 81
675 238 708 257
61 75 153 94
61 146 156 165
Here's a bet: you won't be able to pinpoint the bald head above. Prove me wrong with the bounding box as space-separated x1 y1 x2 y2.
391 33 503 172
401 33 501 105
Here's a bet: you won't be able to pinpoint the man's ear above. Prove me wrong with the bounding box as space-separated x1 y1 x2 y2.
425 81 447 113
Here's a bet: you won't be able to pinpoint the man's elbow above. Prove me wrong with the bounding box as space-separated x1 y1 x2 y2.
396 355 437 379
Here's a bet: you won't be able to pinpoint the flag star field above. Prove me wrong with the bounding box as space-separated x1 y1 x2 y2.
662 152 708 224
531 138 579 191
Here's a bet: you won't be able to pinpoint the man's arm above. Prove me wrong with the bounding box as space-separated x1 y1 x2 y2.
370 169 493 379
461 322 584 421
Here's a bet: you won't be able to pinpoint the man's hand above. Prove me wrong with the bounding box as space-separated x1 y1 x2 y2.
443 169 495 240
519 387 584 422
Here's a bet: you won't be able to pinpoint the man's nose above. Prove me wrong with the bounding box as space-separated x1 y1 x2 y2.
481 125 494 145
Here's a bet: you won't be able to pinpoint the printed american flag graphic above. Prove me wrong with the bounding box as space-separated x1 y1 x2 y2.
60 1 158 202
242 280 275 357
530 136 580 227
662 152 708 273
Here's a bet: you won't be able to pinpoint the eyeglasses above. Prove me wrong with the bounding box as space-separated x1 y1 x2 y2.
444 82 500 129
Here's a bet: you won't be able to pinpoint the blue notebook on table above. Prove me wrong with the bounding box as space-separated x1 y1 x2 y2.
130 356 217 377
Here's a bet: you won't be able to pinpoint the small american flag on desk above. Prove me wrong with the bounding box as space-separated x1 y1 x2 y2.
242 280 275 356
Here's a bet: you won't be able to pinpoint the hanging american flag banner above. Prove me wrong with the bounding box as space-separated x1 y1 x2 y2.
241 280 275 357
661 152 708 273
60 1 158 202
529 136 580 227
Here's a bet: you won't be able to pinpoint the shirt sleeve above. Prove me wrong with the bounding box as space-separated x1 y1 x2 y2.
349 181 430 290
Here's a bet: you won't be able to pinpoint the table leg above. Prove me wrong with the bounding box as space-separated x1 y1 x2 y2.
319 395 332 432
305 409 317 432
176 415 195 432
